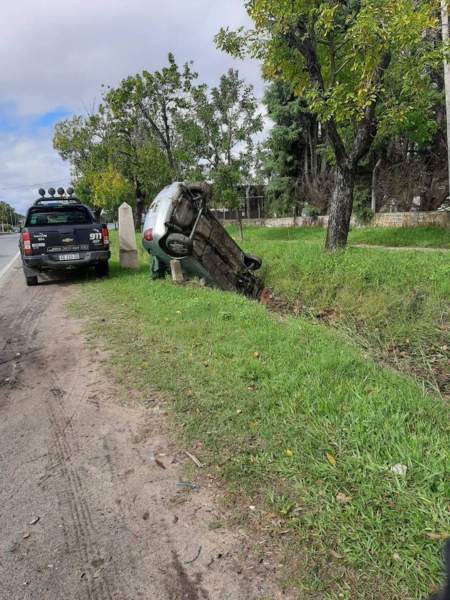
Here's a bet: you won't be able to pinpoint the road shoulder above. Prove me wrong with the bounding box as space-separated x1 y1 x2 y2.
0 268 286 600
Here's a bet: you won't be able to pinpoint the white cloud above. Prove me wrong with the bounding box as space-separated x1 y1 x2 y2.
1 0 261 115
0 131 70 215
0 0 263 213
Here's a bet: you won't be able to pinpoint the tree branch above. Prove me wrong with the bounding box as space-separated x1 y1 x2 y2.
285 21 349 166
349 51 391 167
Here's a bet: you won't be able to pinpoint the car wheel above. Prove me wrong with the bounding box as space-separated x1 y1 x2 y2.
244 254 262 271
165 233 193 257
25 275 38 286
94 261 109 277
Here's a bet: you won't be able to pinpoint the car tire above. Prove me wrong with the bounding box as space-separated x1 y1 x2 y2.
165 233 193 257
244 254 262 271
25 275 38 286
94 261 109 277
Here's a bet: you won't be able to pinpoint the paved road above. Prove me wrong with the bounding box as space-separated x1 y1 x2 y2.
0 266 283 600
0 233 19 273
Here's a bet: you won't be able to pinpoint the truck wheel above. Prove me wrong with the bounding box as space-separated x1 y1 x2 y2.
95 261 109 277
25 275 38 286
244 254 262 271
165 233 193 257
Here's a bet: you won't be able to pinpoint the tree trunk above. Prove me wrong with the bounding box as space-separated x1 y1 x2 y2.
441 0 450 198
245 185 251 219
371 157 382 213
325 166 355 250
237 212 244 242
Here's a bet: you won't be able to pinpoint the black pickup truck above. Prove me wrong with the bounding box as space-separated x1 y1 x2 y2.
20 191 110 286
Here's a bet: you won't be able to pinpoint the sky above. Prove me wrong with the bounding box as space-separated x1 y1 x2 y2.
0 0 263 216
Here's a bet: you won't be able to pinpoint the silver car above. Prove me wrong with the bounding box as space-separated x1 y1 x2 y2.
142 182 263 298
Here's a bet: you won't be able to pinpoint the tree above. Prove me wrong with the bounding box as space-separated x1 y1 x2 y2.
263 80 332 215
180 69 262 170
53 114 110 215
216 0 441 249
106 54 198 177
90 165 135 220
179 69 263 236
0 201 22 231
53 114 107 175
53 58 263 232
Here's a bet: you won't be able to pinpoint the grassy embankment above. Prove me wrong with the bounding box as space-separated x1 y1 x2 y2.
349 225 450 248
233 226 450 396
71 228 449 599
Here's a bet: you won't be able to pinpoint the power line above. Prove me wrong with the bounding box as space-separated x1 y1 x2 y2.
0 179 68 191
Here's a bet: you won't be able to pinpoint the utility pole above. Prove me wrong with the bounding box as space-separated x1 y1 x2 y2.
441 0 450 197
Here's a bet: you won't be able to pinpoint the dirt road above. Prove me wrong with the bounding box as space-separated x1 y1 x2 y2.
0 263 284 600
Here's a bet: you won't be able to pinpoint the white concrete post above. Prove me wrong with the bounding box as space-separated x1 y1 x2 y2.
170 259 184 283
118 202 138 269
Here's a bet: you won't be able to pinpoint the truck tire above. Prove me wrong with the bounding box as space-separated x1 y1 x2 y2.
165 233 193 257
25 275 38 286
94 261 109 277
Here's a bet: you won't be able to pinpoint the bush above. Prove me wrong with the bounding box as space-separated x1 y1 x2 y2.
353 187 374 224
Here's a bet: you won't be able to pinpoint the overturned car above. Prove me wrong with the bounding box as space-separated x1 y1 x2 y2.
142 182 263 298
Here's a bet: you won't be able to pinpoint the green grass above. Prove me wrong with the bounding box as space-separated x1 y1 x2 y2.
229 225 450 248
350 226 450 249
71 234 449 599
231 226 450 396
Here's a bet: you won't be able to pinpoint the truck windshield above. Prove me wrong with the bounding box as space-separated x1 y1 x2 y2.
26 207 92 226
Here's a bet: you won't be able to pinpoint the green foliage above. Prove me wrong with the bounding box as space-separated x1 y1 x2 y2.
135 143 173 201
179 69 262 168
216 0 443 248
210 161 242 210
90 166 134 215
53 57 262 216
302 203 321 219
352 187 374 224
105 53 198 176
262 82 306 207
53 114 108 174
73 174 94 206
179 68 263 210
217 0 440 150
0 201 22 229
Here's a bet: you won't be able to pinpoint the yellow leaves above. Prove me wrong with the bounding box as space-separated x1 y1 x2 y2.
90 164 134 210
284 448 293 457
326 452 337 467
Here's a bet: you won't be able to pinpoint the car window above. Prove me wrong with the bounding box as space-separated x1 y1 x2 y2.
26 207 92 226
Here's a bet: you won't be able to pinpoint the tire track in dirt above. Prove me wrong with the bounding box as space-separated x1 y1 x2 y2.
44 373 127 600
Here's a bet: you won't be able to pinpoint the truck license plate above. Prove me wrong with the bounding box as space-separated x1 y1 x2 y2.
59 253 80 261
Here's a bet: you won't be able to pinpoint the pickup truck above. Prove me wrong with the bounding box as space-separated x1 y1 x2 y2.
20 194 110 286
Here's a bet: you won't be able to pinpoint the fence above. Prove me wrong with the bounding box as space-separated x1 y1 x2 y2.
222 212 450 229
